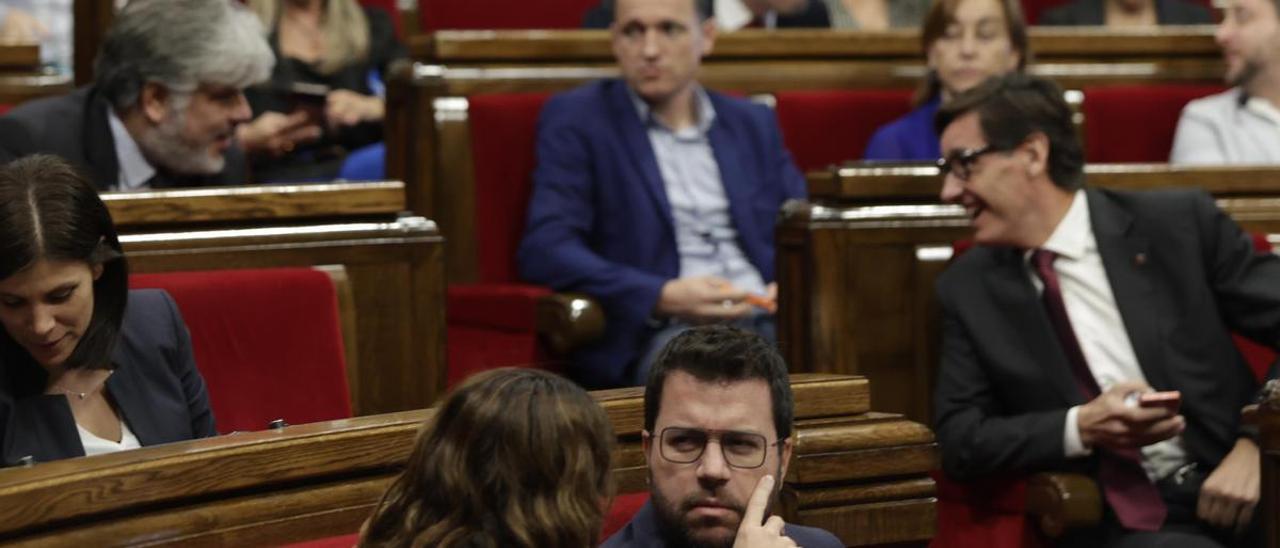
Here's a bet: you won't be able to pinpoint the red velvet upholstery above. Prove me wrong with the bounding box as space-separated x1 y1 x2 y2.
1081 85 1224 163
129 268 352 433
773 89 915 172
935 233 1274 547
446 92 557 386
418 0 599 31
0 104 11 116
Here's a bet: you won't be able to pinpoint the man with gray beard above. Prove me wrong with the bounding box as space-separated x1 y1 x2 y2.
1171 0 1280 164
0 0 286 190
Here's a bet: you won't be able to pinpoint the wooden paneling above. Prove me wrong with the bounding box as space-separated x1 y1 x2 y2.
413 27 1220 63
0 374 936 547
103 181 406 227
74 0 116 87
779 165 1280 425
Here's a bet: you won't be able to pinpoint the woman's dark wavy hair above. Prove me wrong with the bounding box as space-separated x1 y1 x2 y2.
360 368 615 548
914 0 1030 106
0 155 127 389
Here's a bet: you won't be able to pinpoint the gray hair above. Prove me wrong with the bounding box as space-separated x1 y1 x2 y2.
94 0 275 112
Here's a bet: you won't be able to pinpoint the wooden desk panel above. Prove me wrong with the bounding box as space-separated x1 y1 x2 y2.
0 374 935 547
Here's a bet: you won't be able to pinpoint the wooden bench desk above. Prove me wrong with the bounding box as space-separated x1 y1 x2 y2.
102 182 445 416
0 374 936 547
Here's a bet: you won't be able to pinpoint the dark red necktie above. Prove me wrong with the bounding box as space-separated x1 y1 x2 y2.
1031 249 1167 532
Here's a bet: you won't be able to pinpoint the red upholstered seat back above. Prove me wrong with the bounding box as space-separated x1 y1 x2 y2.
1081 85 1224 163
1236 233 1277 379
468 92 555 284
419 0 598 31
129 268 352 433
774 89 915 172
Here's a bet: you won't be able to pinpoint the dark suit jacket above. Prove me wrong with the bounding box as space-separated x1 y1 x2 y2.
516 79 807 388
0 87 248 190
0 289 217 465
1038 0 1212 25
600 500 844 547
934 188 1280 481
582 0 831 28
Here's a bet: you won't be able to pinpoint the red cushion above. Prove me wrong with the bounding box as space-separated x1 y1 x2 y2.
773 89 914 172
602 492 649 541
446 283 555 386
130 268 352 433
419 0 599 31
468 92 555 284
1081 85 1224 163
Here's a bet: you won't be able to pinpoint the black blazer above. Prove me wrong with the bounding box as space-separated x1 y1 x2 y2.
0 87 248 190
582 0 831 28
0 289 217 465
1038 0 1212 25
934 188 1280 481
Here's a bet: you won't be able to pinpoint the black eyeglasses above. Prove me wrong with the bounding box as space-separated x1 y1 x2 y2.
937 145 1003 181
656 427 784 469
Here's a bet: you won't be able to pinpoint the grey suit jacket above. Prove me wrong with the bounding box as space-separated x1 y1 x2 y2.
934 188 1280 481
0 289 216 465
0 87 248 190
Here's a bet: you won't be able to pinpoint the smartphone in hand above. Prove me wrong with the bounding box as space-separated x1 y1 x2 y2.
1137 390 1182 411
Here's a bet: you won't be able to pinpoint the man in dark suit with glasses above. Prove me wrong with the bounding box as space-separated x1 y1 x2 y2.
934 73 1279 547
601 325 842 548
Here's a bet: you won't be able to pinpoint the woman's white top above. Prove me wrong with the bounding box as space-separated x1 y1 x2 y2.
77 420 142 456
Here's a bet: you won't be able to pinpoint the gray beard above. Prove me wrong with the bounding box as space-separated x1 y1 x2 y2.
136 109 225 177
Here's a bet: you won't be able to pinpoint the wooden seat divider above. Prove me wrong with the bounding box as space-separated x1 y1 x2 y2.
100 182 445 416
0 44 72 107
0 374 937 547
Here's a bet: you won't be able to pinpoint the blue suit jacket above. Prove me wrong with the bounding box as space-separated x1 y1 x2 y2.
601 500 844 548
0 289 216 465
862 97 941 162
517 80 807 388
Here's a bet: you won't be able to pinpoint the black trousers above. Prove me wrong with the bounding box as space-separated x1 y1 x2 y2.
1056 464 1263 548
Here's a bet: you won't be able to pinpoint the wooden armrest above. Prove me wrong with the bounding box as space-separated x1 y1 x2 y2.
536 293 605 355
1025 472 1102 538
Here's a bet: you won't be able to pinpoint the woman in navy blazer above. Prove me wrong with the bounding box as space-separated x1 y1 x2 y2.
0 155 215 466
863 0 1029 161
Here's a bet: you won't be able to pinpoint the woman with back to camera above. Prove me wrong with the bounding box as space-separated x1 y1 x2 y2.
360 367 615 548
862 0 1029 161
0 154 215 466
239 0 407 182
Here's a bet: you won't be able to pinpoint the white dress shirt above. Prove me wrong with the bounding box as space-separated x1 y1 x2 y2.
1031 190 1189 481
1171 88 1280 165
715 0 779 29
107 109 157 191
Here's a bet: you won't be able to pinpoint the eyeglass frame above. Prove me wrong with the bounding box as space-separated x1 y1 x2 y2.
648 426 788 470
937 144 1008 181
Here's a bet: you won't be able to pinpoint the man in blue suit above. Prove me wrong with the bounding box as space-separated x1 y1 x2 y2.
517 0 807 388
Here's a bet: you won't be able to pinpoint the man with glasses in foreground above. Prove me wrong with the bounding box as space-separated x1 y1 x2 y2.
602 325 841 547
934 73 1279 547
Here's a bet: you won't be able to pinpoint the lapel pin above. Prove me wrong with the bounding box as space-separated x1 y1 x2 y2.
1134 252 1147 266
